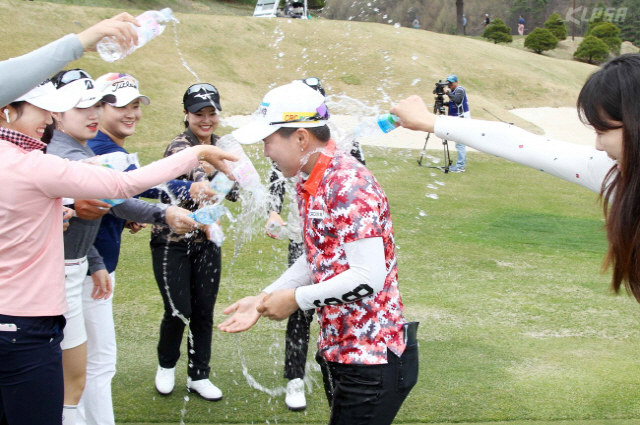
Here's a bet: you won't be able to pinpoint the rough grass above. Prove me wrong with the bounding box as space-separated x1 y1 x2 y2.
2 0 602 138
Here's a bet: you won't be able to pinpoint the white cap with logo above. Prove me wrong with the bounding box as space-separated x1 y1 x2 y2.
232 81 328 145
95 73 150 107
14 80 86 113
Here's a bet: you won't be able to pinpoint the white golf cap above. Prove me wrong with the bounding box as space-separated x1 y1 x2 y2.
232 81 328 145
14 80 85 113
95 73 150 107
66 78 116 109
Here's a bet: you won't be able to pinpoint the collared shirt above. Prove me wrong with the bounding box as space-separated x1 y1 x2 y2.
296 139 406 365
0 127 46 152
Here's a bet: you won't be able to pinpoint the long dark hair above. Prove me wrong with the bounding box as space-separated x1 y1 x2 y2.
577 53 640 301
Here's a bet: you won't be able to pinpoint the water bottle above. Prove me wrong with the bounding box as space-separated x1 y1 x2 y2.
97 8 175 63
207 223 225 247
82 152 140 206
266 220 292 241
209 172 235 201
189 204 230 225
215 135 266 199
355 114 400 138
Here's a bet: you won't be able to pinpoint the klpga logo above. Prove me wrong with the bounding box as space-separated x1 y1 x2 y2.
565 7 628 25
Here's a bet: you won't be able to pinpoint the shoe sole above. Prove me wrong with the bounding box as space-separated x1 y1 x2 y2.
186 386 223 401
286 404 307 412
155 385 174 396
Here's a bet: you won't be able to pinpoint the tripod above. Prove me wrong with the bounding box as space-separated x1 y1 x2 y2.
417 102 451 173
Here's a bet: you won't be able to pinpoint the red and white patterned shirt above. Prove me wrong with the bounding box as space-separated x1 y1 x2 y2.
296 139 406 365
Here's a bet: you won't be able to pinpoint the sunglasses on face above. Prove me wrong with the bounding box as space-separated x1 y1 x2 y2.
269 103 330 125
52 69 92 88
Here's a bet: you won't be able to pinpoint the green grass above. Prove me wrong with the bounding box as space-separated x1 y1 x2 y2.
3 1 640 423
111 147 640 423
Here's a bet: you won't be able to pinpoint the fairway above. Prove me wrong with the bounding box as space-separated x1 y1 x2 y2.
2 1 640 424
111 147 640 424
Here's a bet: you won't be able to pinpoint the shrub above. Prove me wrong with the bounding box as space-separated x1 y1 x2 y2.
590 21 622 54
524 27 559 53
574 35 610 64
482 18 513 44
544 12 567 40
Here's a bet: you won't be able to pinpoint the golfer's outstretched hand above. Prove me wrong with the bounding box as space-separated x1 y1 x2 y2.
218 293 267 333
390 95 437 133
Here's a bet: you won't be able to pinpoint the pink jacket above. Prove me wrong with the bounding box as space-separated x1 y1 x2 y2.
0 139 200 317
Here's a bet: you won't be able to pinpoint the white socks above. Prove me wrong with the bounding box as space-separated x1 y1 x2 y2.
62 405 77 425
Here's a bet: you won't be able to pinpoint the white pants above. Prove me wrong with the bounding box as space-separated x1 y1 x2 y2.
77 272 117 425
62 258 89 350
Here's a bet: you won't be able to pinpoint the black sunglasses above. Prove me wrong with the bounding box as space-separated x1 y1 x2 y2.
186 83 218 96
52 69 92 89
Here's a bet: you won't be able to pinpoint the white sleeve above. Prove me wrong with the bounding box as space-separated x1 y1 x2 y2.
263 254 312 294
434 115 615 194
294 237 387 311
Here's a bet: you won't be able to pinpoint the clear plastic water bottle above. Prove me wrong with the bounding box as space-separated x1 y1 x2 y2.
266 220 292 241
209 172 235 201
355 114 400 138
97 8 175 63
189 204 230 225
215 135 266 199
82 152 140 206
207 222 225 247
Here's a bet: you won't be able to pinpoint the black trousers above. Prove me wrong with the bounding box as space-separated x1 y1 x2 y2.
0 315 65 425
317 344 419 425
151 241 221 380
283 240 314 380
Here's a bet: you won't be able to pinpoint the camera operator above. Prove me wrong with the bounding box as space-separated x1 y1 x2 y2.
444 75 471 172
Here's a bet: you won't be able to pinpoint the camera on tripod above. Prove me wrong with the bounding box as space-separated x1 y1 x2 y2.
432 81 449 115
417 80 452 172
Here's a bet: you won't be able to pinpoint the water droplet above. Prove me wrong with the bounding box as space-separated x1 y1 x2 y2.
426 194 439 199
394 22 401 28
419 210 427 216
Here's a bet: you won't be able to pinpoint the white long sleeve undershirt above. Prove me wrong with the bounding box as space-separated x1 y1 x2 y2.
262 237 387 311
434 115 616 194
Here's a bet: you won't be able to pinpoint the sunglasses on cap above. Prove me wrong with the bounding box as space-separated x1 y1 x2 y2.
186 83 218 96
269 103 330 126
52 69 92 89
299 77 325 96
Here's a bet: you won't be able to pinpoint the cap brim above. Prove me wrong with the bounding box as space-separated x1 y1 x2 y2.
112 92 150 107
186 100 222 113
24 83 85 113
232 121 279 145
76 89 117 108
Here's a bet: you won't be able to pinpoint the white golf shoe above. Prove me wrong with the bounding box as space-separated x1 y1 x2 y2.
155 366 175 395
285 378 307 411
187 377 223 401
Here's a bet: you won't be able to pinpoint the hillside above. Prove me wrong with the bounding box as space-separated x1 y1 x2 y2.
1 0 599 153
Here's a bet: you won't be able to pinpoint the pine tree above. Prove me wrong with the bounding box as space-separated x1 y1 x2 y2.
590 21 623 54
574 35 610 63
482 18 513 44
544 12 567 40
524 27 558 53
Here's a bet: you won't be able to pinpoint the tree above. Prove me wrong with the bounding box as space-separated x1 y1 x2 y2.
483 18 513 44
524 27 558 53
574 35 610 63
590 21 623 54
456 0 464 35
544 12 567 40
